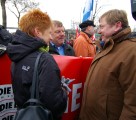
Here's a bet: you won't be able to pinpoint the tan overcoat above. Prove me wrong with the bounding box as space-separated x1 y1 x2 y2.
79 27 136 120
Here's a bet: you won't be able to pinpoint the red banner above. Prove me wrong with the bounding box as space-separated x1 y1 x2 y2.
53 55 93 120
0 54 16 120
0 54 11 85
0 54 93 120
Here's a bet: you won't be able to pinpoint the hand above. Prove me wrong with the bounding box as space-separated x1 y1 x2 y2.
61 76 75 93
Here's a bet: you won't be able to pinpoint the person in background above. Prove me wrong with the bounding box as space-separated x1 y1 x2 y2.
79 9 136 120
68 34 75 47
0 25 12 56
7 9 67 120
73 20 96 57
49 20 75 56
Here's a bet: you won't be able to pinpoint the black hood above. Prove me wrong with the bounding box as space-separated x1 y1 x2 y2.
7 30 46 62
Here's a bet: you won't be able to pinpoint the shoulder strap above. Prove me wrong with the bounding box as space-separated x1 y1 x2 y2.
31 52 43 99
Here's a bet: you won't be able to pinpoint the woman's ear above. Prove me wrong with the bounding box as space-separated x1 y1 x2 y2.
33 27 41 37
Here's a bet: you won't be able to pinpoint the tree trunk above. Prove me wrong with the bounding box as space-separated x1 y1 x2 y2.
1 0 7 28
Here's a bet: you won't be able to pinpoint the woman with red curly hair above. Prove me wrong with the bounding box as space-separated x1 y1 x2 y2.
7 9 67 120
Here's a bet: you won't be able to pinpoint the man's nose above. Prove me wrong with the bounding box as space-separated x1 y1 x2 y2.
98 29 101 34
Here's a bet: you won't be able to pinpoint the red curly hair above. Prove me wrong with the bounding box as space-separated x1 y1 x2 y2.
19 9 52 37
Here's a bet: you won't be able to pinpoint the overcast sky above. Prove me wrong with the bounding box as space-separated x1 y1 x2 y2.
37 0 136 29
1 0 136 31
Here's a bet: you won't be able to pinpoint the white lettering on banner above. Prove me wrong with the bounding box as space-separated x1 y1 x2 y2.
71 83 82 112
0 84 17 120
0 101 16 112
2 115 14 120
64 83 82 113
0 86 12 96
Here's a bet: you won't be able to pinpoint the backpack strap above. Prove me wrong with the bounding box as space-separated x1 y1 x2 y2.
31 52 43 99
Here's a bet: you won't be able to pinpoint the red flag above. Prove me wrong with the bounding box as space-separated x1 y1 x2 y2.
76 27 80 38
91 34 95 41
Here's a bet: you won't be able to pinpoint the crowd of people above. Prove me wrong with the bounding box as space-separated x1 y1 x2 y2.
0 8 136 120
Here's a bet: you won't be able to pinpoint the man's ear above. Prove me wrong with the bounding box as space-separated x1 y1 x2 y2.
115 21 122 32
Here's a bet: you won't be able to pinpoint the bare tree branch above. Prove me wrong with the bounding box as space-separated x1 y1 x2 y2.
6 0 39 26
7 7 18 18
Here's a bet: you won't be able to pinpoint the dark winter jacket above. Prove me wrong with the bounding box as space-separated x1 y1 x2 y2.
7 30 67 120
49 42 75 56
0 25 12 56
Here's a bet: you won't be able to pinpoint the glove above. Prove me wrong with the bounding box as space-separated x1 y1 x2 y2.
61 76 75 92
0 44 6 56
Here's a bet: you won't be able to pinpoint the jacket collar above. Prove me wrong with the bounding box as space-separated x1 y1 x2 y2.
80 31 94 44
112 27 131 43
93 27 131 64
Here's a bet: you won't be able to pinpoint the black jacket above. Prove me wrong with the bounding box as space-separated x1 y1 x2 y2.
7 30 67 120
49 42 75 56
0 25 12 56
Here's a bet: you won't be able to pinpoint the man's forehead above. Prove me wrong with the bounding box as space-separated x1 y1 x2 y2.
54 26 65 30
99 18 107 24
53 23 63 27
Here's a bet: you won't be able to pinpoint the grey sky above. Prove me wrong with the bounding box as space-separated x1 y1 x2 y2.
1 0 136 31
